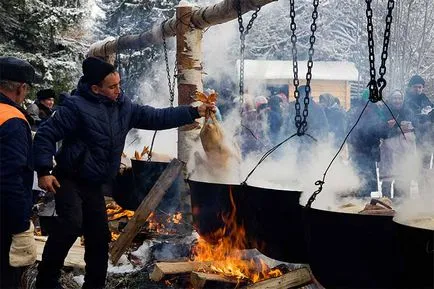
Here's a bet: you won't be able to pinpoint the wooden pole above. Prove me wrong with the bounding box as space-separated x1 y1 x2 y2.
109 158 184 265
87 0 277 59
176 4 203 164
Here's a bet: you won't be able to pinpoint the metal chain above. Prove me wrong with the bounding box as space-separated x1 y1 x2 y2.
290 0 319 136
365 0 379 103
236 0 261 103
289 0 301 132
162 20 177 107
377 0 395 98
301 0 319 134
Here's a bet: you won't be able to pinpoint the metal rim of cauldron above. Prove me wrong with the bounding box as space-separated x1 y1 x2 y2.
392 218 434 289
304 206 400 289
188 179 308 263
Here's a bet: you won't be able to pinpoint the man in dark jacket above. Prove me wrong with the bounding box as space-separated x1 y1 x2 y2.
33 57 215 289
26 88 56 130
0 56 36 288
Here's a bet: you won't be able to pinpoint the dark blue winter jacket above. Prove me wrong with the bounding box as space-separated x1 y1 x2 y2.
0 94 33 234
33 79 199 183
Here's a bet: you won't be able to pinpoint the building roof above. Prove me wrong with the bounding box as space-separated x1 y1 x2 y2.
241 60 359 81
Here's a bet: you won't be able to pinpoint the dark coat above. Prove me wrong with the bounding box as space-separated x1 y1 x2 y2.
33 79 199 183
26 100 53 130
0 94 34 234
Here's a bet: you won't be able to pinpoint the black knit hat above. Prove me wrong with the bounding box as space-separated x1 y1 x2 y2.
37 88 56 101
0 56 35 85
82 57 115 85
408 75 425 87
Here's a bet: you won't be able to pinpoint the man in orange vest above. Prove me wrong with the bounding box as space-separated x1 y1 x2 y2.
0 56 36 288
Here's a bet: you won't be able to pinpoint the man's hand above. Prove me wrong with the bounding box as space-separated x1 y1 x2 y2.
197 103 217 117
38 175 61 193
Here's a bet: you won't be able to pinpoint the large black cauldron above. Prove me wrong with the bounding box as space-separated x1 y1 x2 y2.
188 179 307 263
305 207 400 289
113 159 174 210
393 219 433 289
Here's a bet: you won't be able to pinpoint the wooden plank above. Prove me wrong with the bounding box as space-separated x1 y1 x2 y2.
190 271 240 289
35 236 85 269
109 159 184 264
242 267 312 289
150 261 213 281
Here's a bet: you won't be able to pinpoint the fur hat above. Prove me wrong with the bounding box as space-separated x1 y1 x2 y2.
37 88 56 101
82 57 115 85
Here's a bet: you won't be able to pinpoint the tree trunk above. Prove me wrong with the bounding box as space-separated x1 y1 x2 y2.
87 0 277 61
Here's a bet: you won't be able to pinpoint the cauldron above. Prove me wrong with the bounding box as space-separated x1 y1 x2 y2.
305 207 400 289
113 159 175 210
188 179 307 263
393 219 433 289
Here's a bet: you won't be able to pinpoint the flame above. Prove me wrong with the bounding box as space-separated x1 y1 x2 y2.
145 211 183 234
111 232 120 241
106 202 135 221
192 189 282 283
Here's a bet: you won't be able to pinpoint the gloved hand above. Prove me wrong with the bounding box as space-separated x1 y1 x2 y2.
9 221 37 267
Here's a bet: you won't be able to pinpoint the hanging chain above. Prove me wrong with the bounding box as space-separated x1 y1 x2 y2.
290 0 319 136
301 0 319 134
162 20 177 107
236 0 261 104
365 0 395 103
365 0 379 103
377 0 395 98
289 0 301 132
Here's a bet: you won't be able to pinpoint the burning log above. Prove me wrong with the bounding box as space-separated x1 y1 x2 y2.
190 271 242 289
150 261 213 281
110 158 184 265
242 267 312 289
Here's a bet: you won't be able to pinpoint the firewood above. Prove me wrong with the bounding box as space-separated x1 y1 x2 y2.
242 267 312 289
190 271 241 289
109 159 184 265
149 261 213 281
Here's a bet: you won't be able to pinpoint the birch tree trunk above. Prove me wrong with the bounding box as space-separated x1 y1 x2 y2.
176 5 203 164
87 0 277 61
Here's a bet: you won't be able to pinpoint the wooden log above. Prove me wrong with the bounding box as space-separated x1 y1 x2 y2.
190 271 240 289
87 0 277 59
242 267 312 289
150 261 213 281
109 159 184 264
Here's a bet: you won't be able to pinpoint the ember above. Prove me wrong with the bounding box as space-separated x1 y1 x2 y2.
192 189 282 283
146 211 184 234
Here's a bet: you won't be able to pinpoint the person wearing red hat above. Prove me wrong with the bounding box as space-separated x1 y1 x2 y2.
33 57 215 289
0 56 36 288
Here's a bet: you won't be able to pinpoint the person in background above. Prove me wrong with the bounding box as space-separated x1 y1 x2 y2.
33 57 216 289
404 74 434 170
347 89 388 197
319 93 346 146
0 56 36 288
26 88 56 130
379 90 416 197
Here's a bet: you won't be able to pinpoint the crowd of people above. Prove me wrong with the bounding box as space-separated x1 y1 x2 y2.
229 77 433 198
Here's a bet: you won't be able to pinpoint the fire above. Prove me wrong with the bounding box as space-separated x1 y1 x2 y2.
192 189 282 283
111 232 120 241
106 202 135 221
146 211 183 234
